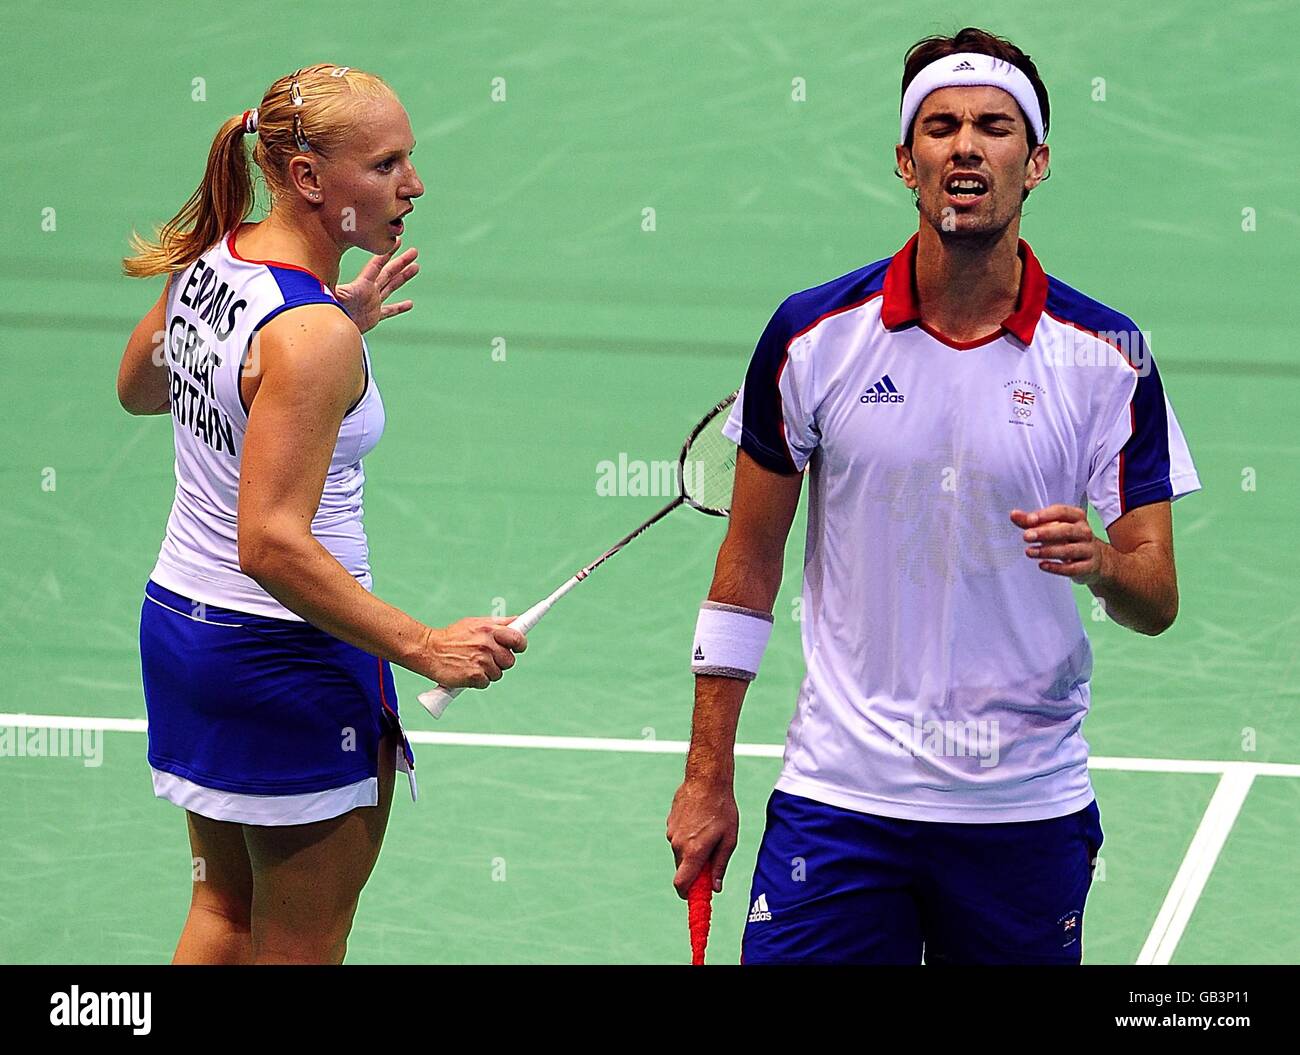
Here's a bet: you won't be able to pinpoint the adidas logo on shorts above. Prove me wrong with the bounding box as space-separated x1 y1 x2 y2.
748 893 772 923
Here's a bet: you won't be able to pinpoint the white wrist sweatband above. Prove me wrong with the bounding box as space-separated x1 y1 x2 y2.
691 601 774 682
900 52 1045 145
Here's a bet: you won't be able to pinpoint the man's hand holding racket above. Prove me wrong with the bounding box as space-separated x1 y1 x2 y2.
667 774 740 900
669 767 739 965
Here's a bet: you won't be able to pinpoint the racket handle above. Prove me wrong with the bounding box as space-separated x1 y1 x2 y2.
417 576 582 719
418 684 463 719
687 869 714 965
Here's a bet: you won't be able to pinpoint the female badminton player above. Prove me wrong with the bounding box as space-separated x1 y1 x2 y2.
118 64 527 964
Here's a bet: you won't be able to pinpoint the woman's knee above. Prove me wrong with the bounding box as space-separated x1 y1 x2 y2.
251 901 358 964
190 880 254 932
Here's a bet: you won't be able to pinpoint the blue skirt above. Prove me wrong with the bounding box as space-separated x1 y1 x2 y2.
139 578 416 825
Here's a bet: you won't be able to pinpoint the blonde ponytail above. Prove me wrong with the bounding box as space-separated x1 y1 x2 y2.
123 64 397 281
122 114 255 278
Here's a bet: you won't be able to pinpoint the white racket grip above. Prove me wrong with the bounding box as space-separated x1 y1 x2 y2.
417 576 583 719
416 684 464 720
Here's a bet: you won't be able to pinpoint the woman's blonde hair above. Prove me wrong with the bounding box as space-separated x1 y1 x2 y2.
123 64 398 279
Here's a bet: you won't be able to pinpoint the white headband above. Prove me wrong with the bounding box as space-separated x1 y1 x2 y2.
900 52 1044 145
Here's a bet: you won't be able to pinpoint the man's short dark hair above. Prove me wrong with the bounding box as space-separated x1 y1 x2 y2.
896 26 1051 204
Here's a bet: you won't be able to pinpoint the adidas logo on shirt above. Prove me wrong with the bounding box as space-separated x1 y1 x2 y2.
748 893 773 923
860 374 905 404
693 644 705 661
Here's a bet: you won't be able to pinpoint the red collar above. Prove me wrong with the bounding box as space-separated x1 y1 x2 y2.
879 232 1048 346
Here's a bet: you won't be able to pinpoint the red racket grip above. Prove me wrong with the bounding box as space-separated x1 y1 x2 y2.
687 869 714 965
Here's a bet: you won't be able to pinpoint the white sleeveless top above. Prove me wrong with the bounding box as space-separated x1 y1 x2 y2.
148 225 386 620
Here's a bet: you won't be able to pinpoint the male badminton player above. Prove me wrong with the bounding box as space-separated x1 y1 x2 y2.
668 27 1201 964
118 64 526 964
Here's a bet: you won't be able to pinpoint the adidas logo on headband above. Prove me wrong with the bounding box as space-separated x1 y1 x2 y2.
900 52 1046 145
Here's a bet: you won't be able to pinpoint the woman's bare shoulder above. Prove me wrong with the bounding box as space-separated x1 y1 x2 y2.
247 305 362 414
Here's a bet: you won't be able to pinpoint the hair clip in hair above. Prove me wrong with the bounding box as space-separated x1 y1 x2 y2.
293 112 312 152
288 69 311 151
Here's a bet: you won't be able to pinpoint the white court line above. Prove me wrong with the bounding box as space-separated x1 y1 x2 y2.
1136 765 1258 966
1 713 1299 776
1 712 1283 965
2 714 149 734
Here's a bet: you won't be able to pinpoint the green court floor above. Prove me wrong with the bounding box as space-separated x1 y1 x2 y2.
1 1 1296 964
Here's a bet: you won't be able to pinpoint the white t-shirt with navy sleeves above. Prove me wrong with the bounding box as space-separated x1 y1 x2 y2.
723 233 1200 823
149 224 385 621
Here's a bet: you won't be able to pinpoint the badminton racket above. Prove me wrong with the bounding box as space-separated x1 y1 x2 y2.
418 390 739 718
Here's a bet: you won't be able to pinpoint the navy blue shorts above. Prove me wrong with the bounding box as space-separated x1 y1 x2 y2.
742 789 1104 965
139 579 416 826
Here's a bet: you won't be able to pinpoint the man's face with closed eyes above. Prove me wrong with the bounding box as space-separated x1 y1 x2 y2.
896 85 1049 240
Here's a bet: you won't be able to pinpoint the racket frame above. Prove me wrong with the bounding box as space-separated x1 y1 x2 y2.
417 389 739 719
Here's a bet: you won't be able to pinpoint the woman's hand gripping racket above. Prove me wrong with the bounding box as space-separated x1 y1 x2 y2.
418 391 739 718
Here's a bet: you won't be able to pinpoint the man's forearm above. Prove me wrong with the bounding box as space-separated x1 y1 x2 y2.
1088 540 1178 635
685 536 785 783
247 537 432 671
687 676 748 784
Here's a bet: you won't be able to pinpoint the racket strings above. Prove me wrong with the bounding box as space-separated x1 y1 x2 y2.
681 406 737 514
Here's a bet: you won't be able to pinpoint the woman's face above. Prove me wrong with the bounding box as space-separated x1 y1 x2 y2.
318 98 425 254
